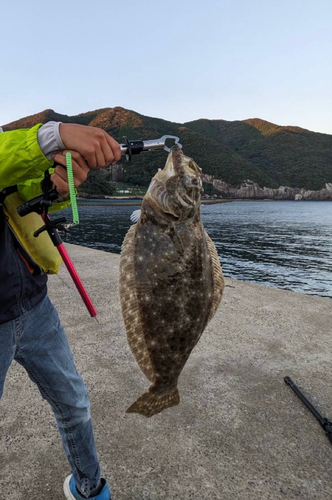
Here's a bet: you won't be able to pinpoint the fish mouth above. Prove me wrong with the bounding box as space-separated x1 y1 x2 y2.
163 196 197 221
178 192 196 206
163 211 180 222
178 185 201 207
163 188 200 220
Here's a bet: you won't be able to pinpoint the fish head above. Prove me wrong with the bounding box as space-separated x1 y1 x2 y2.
146 146 202 221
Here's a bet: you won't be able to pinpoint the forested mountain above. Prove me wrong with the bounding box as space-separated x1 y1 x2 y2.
185 118 332 191
4 107 332 194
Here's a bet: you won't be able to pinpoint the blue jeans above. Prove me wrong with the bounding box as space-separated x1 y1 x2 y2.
0 295 101 498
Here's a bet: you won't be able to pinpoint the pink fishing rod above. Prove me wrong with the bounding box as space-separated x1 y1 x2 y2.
56 241 97 317
40 213 97 318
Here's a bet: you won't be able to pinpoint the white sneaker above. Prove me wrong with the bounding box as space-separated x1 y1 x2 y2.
63 474 111 499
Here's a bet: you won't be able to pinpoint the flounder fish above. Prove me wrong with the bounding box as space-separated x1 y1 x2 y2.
119 146 224 417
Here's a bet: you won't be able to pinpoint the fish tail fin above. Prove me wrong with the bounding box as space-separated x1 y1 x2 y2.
126 388 180 418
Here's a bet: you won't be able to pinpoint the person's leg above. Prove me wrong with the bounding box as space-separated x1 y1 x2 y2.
14 295 104 498
0 316 17 400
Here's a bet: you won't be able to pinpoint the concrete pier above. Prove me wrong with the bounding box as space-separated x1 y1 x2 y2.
0 243 331 500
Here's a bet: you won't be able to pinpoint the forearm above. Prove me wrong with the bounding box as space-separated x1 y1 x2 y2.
18 122 72 210
0 120 121 203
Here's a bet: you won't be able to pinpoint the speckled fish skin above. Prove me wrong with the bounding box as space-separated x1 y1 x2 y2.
120 146 224 417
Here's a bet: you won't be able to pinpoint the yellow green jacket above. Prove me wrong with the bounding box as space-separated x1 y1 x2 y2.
0 123 68 278
0 123 70 211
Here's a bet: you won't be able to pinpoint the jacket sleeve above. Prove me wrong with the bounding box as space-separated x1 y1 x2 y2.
0 124 52 189
0 124 71 211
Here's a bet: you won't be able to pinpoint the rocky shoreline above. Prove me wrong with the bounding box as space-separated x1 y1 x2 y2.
202 175 332 200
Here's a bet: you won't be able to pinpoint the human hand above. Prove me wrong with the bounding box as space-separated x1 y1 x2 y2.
51 150 90 198
59 123 121 168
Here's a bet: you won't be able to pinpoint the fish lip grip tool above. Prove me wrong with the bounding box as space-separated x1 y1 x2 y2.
120 135 182 161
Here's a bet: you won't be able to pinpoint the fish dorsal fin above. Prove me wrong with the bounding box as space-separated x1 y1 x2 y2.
130 209 141 224
119 224 155 383
205 232 225 322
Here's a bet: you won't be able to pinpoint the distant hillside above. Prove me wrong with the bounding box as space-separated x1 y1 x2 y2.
185 118 332 191
4 107 332 194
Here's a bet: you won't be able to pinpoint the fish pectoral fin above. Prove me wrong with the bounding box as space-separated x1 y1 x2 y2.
126 388 180 418
130 209 141 223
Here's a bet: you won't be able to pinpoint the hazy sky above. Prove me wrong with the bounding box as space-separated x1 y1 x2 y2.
1 0 331 134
